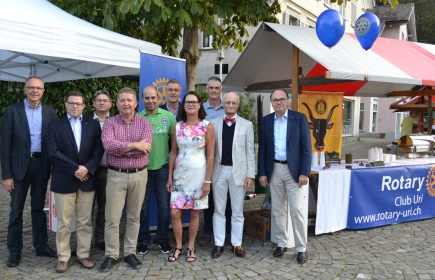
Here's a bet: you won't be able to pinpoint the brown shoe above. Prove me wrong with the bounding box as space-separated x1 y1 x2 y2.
56 261 68 273
233 246 246 258
77 258 95 269
211 246 224 258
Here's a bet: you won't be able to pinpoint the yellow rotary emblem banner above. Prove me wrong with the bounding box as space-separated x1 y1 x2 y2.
299 92 343 157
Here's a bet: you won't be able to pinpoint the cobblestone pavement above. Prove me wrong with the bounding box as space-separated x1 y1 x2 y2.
1 138 435 279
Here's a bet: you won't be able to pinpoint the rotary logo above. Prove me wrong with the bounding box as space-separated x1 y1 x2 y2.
355 17 371 36
426 165 435 197
315 99 327 115
152 78 169 105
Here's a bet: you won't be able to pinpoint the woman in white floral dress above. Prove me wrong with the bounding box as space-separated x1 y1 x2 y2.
166 91 215 262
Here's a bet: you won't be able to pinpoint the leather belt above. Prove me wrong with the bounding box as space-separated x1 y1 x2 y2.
30 152 41 158
108 165 147 173
274 159 287 164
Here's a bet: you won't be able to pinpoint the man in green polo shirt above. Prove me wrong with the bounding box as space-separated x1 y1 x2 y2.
137 86 176 255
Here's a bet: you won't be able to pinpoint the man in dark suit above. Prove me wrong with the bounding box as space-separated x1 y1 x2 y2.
47 91 104 273
258 89 311 264
1 76 57 267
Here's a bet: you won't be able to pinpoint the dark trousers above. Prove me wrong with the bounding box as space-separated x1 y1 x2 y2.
7 158 49 255
138 165 170 244
203 184 232 235
94 167 107 243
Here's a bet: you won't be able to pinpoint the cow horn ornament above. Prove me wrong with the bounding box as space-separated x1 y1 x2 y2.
354 13 381 50
316 9 345 48
302 102 339 152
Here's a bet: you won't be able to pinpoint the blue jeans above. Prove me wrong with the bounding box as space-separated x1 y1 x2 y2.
138 165 170 244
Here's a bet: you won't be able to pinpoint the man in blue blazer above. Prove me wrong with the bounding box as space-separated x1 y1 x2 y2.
1 76 57 267
258 89 311 264
47 91 104 273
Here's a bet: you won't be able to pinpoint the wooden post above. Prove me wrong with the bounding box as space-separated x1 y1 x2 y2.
291 45 299 112
428 96 433 135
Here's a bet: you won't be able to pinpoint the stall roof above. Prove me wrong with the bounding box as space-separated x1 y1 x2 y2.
223 22 435 97
0 0 162 83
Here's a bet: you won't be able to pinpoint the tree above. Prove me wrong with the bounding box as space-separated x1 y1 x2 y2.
50 0 281 91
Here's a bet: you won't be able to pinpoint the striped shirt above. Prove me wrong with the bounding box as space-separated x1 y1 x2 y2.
102 114 152 169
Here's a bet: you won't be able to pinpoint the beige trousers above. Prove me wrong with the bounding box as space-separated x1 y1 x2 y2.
269 163 306 252
54 189 95 262
105 168 147 258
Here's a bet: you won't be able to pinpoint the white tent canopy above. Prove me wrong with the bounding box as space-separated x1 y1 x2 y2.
0 0 161 83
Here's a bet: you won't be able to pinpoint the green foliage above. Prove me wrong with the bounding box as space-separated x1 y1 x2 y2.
50 0 281 57
0 77 139 121
334 0 399 7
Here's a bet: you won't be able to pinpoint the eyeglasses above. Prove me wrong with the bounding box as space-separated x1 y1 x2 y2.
95 99 110 103
224 101 239 106
271 98 288 104
67 102 84 107
25 86 44 91
167 88 180 93
185 101 200 106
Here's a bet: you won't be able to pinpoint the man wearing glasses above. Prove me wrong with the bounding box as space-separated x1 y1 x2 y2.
47 91 104 273
198 76 232 247
1 76 57 268
90 90 112 251
159 79 182 121
258 89 311 264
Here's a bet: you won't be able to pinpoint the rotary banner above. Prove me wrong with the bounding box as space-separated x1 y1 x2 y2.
347 164 435 229
139 51 186 111
299 92 343 157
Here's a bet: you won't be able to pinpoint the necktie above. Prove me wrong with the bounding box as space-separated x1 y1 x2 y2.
224 117 235 124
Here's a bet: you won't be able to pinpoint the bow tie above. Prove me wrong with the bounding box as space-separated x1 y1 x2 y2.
224 117 236 124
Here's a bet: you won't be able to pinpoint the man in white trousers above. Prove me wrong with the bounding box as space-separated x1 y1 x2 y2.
209 92 255 258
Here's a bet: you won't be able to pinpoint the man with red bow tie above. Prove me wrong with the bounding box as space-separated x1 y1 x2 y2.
209 92 255 258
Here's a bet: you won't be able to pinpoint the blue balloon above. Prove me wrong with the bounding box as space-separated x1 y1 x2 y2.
354 13 381 50
316 10 345 48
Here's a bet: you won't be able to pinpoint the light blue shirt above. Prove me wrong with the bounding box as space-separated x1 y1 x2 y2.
203 99 224 121
274 110 288 161
67 114 83 152
165 102 180 117
24 99 42 152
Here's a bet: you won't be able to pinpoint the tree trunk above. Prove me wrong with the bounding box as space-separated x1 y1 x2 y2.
180 24 202 92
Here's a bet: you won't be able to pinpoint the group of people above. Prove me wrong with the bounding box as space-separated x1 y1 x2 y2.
1 75 311 274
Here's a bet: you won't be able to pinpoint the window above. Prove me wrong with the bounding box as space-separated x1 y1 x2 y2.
351 1 357 26
342 99 354 135
214 64 228 74
283 8 300 26
307 18 316 28
359 103 364 131
201 31 212 49
339 3 346 19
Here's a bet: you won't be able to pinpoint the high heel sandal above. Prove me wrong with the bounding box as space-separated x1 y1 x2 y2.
186 248 196 262
168 247 183 262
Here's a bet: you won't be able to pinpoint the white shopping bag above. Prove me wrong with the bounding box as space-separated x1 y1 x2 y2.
49 191 77 232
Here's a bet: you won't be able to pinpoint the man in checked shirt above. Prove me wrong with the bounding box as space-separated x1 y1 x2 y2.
99 88 153 272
